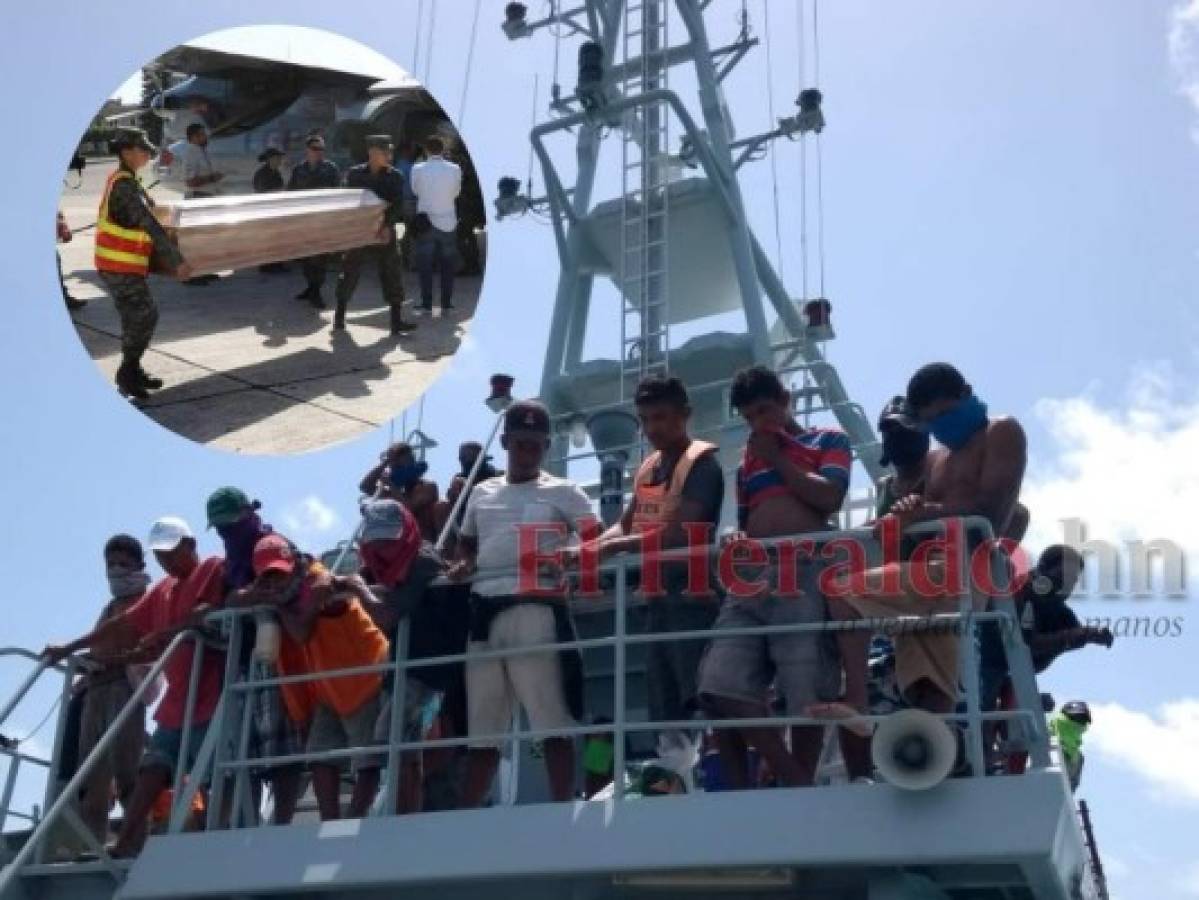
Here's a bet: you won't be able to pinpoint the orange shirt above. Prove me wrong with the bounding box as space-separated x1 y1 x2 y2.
277 568 389 720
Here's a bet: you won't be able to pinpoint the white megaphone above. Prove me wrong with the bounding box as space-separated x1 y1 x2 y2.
872 709 958 791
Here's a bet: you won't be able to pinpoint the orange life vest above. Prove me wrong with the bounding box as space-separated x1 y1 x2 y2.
631 440 718 535
94 170 153 276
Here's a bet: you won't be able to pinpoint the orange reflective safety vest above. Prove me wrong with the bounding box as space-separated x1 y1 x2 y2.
94 170 153 276
630 439 718 535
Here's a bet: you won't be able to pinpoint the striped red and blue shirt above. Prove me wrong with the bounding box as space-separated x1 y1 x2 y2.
737 426 852 528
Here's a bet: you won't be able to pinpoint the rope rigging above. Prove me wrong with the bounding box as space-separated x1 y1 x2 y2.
412 0 426 76
813 0 827 297
458 0 484 128
761 0 784 280
797 0 809 301
422 0 438 85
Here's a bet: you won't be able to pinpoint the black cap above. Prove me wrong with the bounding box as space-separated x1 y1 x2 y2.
504 400 551 436
366 134 395 152
878 395 921 432
110 127 157 155
257 147 285 163
1061 700 1092 726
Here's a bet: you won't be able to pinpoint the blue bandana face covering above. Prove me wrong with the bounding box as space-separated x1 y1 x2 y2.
390 461 429 490
928 395 988 450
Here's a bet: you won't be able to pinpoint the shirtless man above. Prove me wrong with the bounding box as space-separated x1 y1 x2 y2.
696 366 851 787
359 442 440 541
828 362 1027 719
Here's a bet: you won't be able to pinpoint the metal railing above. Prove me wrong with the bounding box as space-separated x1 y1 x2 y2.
175 516 1048 831
0 632 204 891
0 650 76 838
0 517 1054 884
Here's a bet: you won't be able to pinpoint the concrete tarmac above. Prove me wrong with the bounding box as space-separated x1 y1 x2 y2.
57 159 482 454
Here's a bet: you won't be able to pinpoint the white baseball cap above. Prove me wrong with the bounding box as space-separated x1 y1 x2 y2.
147 516 194 552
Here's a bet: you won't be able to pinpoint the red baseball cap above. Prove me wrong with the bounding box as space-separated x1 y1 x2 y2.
252 534 296 577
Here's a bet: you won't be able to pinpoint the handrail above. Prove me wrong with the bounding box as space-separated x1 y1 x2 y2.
185 516 1045 815
3 516 1051 869
0 631 197 893
0 649 76 839
0 652 61 732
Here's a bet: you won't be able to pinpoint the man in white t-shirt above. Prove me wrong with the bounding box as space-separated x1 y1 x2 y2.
448 400 595 805
409 136 463 316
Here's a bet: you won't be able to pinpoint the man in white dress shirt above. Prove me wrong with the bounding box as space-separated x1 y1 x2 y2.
409 136 462 315
179 124 224 285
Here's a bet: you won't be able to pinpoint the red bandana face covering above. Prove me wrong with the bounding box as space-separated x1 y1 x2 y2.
360 533 420 588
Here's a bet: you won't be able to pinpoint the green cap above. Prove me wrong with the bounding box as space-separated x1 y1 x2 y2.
206 486 256 528
110 127 157 155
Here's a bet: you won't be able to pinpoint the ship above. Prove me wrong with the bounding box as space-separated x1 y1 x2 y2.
2 2 1108 898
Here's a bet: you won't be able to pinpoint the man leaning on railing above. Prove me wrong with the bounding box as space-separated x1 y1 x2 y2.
41 517 226 858
208 486 306 827
240 535 390 821
825 363 1027 735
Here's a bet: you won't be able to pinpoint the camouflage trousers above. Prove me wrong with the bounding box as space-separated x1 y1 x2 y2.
335 236 405 308
99 272 159 356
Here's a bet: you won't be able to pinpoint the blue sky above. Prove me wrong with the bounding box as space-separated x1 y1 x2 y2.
2 2 1198 896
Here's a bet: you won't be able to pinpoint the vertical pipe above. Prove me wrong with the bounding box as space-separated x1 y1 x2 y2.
36 656 77 865
206 612 242 832
229 672 256 829
958 524 985 777
612 558 627 800
382 618 411 816
172 633 205 806
0 755 20 832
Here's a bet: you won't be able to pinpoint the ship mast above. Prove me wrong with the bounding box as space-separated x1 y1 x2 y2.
498 0 885 524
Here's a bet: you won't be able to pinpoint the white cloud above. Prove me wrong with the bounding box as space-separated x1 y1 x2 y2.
1022 362 1199 559
1088 699 1199 805
280 496 342 536
1169 0 1199 142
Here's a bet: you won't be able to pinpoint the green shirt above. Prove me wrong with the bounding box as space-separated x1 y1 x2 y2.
1049 714 1087 762
582 737 614 775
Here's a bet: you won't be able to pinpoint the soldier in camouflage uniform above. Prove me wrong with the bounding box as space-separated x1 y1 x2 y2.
287 134 340 307
94 128 192 401
334 135 415 335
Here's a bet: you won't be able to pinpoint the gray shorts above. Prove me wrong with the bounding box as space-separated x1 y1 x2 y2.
698 561 840 714
371 679 444 748
307 693 384 774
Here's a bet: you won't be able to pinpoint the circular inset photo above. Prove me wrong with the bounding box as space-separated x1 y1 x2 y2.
57 26 487 454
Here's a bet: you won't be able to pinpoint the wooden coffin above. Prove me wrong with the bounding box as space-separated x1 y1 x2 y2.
151 189 388 276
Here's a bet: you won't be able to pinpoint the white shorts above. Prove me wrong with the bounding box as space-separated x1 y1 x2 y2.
466 603 576 747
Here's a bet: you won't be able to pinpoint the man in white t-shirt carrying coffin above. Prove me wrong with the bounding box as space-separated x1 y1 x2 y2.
448 400 595 806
